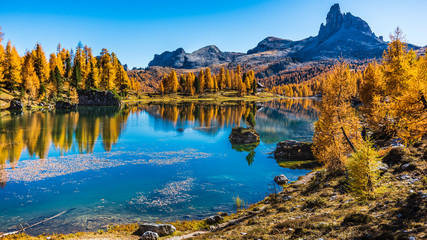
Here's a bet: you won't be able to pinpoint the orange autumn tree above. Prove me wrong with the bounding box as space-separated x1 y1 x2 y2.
360 28 427 143
312 62 361 171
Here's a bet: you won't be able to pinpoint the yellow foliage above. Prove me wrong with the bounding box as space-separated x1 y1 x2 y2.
347 140 380 199
361 28 427 143
313 62 360 171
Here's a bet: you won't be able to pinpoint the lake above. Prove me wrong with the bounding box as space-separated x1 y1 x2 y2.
0 99 318 235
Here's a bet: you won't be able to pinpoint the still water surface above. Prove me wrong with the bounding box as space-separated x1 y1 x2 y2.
0 99 317 234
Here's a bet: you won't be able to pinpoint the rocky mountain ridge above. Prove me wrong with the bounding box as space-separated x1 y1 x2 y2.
148 3 424 70
132 3 425 92
148 45 243 69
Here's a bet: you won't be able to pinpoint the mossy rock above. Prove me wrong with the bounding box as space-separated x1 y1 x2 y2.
229 127 260 144
274 140 314 161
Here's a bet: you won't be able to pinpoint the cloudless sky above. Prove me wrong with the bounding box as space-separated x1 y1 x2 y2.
0 0 426 68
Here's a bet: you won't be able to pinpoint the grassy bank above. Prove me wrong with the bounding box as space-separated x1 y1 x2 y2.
124 91 283 104
1 88 283 111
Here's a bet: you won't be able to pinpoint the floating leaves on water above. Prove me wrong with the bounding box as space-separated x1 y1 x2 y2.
5 149 211 183
129 178 195 209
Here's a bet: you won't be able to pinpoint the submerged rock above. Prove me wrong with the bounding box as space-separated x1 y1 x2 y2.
274 140 314 160
55 101 77 110
140 231 159 240
138 223 176 237
205 215 224 224
78 89 122 107
8 99 23 111
274 174 289 185
229 127 260 144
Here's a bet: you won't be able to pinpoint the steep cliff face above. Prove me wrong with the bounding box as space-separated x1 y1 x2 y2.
295 3 386 60
148 48 186 68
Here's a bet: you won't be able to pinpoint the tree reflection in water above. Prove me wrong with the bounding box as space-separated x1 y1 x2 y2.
0 98 319 186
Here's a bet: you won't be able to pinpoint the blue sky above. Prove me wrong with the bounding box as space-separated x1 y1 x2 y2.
0 0 426 68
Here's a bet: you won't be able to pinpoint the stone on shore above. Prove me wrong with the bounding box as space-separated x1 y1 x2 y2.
274 140 314 160
55 101 77 110
8 99 23 111
138 223 176 237
140 231 159 240
205 215 224 224
274 174 289 185
78 89 122 107
229 127 260 144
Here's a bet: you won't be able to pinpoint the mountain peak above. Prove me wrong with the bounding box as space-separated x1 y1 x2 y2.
318 3 343 40
318 3 374 41
194 45 221 54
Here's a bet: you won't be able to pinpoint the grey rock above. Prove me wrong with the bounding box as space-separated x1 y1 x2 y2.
229 127 260 144
8 99 23 111
378 162 389 172
400 174 411 180
138 224 176 237
283 195 293 201
274 174 289 185
55 101 77 110
400 163 417 171
78 89 122 107
383 147 407 166
274 140 314 160
218 212 228 217
140 231 159 240
205 215 224 224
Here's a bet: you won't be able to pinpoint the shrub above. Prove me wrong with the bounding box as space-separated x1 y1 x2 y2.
233 196 245 209
347 140 380 199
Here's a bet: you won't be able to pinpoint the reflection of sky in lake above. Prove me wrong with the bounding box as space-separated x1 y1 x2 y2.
0 99 318 235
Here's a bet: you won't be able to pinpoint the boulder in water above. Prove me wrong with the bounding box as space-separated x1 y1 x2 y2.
229 127 260 144
274 140 314 160
78 89 122 107
55 101 77 110
274 174 289 185
8 99 23 111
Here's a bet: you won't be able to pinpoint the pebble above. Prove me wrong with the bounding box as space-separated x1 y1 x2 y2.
400 174 410 180
283 195 292 201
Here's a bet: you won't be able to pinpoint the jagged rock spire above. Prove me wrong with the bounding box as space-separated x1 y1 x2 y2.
318 3 343 40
